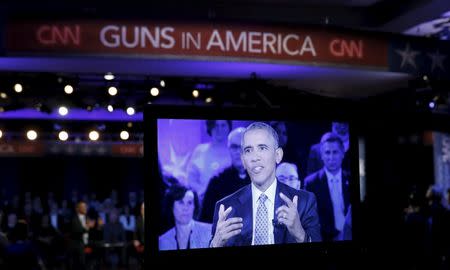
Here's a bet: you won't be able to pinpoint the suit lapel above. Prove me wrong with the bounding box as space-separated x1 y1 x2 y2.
273 182 285 244
342 171 350 214
237 185 253 246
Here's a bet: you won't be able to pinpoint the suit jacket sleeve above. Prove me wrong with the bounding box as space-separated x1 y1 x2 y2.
301 192 322 242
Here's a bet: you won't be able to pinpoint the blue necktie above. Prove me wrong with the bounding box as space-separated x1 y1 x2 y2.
254 194 269 245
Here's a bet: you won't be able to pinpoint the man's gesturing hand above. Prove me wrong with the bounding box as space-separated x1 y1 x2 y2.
211 204 243 247
275 193 306 243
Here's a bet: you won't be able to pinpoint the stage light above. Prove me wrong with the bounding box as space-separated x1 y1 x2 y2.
108 86 118 96
120 130 130 140
429 101 436 109
107 105 114 112
423 75 428 81
27 130 37 141
89 130 99 141
58 131 69 141
104 72 115 81
160 80 165 87
0 107 4 113
58 106 69 116
150 87 159 96
0 92 7 99
126 107 135 116
127 122 133 128
205 97 212 103
64 84 74 94
192 90 199 98
14 83 23 93
0 130 2 139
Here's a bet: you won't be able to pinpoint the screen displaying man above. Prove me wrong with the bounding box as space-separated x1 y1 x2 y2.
210 122 321 247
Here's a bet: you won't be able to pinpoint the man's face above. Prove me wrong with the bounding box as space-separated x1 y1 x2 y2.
241 128 283 190
321 141 344 174
228 131 243 170
172 191 195 225
276 164 300 190
211 120 230 143
332 122 349 137
77 202 87 215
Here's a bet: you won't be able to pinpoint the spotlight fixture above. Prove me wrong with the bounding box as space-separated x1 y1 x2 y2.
58 131 69 141
107 105 114 112
64 84 74 94
192 90 199 98
150 87 159 97
104 72 115 81
205 97 212 103
89 130 100 141
0 129 2 139
0 92 7 99
120 130 130 140
27 130 38 141
58 106 69 116
14 83 23 93
108 86 118 96
126 107 135 116
429 101 436 109
160 80 165 87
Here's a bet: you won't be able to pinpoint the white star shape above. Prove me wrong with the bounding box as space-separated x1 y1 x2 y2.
427 50 446 72
396 43 420 69
162 142 191 184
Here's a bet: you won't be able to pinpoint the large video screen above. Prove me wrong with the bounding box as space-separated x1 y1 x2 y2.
150 110 356 252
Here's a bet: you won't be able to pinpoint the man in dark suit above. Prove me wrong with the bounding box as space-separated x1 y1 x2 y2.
210 122 321 247
305 132 351 242
69 201 95 270
200 127 251 223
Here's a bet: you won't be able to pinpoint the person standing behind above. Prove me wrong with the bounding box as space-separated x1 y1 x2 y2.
305 132 351 242
276 162 301 190
200 127 251 223
186 120 232 205
306 122 350 176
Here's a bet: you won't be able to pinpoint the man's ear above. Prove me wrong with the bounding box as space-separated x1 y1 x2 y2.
275 148 283 164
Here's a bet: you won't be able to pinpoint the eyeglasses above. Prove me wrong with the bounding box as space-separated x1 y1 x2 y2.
277 175 299 182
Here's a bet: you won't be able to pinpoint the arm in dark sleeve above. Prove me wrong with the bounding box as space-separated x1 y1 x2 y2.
301 193 322 242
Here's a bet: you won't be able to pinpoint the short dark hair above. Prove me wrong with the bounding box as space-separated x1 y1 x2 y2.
320 132 344 151
206 120 232 136
242 122 280 150
163 184 199 225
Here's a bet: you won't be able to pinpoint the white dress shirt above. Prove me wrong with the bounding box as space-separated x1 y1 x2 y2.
78 214 89 245
251 179 277 245
325 168 345 233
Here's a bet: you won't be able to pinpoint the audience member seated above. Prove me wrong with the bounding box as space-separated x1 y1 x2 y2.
159 185 212 250
276 162 301 190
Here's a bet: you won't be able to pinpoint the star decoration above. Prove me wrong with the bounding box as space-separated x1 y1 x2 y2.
396 43 420 69
162 142 191 184
428 50 446 72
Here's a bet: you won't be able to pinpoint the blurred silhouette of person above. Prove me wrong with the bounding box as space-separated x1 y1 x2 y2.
119 205 136 241
159 185 211 250
276 162 301 190
210 122 321 247
132 202 145 267
4 220 43 269
200 127 251 223
305 132 350 242
103 209 126 269
69 201 95 270
269 121 304 183
187 120 232 204
306 122 350 176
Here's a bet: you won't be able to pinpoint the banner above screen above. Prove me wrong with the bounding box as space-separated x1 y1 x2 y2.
5 21 388 69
